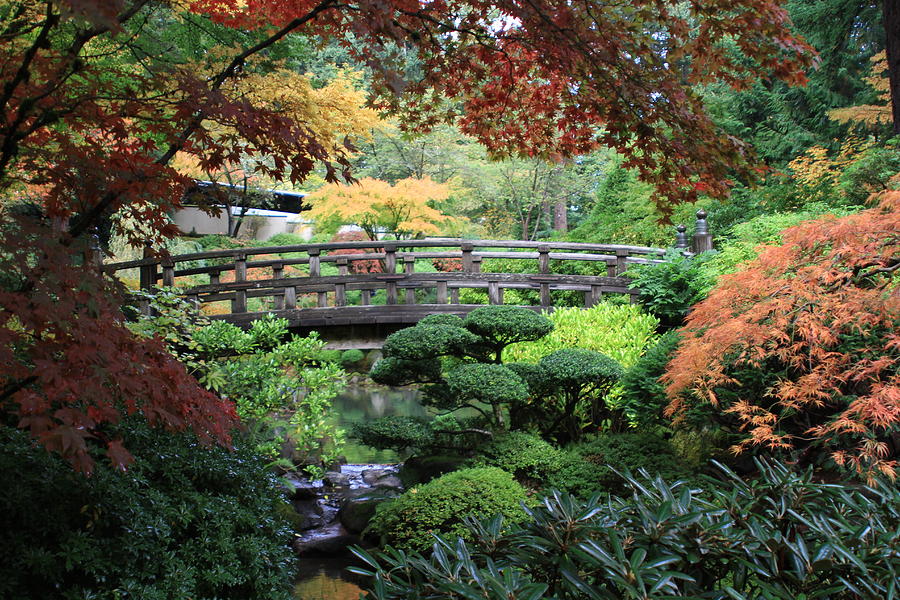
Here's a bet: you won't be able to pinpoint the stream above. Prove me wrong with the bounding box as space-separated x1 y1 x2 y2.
293 382 425 600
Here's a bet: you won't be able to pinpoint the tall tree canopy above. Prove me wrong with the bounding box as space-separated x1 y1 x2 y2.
0 0 814 470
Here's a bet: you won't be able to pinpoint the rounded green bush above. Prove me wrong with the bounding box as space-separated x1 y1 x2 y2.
463 306 553 348
539 348 623 389
366 467 530 552
340 348 365 366
467 432 564 483
446 363 528 407
382 324 481 360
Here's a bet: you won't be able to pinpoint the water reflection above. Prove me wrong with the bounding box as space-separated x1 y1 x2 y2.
330 384 426 464
294 556 366 600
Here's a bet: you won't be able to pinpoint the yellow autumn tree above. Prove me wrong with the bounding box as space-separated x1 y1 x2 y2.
828 52 893 130
306 176 457 240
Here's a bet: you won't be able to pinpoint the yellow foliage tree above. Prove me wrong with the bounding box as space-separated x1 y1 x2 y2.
828 52 893 130
306 177 456 240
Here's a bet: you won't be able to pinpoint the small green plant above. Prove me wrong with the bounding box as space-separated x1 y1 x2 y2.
248 314 289 349
194 320 257 357
366 467 531 552
466 432 565 484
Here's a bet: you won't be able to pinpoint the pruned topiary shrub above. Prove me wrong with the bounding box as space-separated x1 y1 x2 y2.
369 356 443 386
381 324 481 360
463 306 553 361
365 467 530 552
446 363 529 428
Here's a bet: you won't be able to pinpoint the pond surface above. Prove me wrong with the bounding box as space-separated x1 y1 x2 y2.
330 383 427 463
294 556 367 600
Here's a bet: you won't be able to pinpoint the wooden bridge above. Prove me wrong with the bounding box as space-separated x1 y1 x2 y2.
104 215 711 347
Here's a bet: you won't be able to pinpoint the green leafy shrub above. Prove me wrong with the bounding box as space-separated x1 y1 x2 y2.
0 422 295 600
370 356 443 385
196 234 245 250
194 320 256 357
503 303 658 368
350 416 434 454
466 432 564 484
627 250 716 327
247 314 289 349
529 349 624 440
546 432 691 498
366 467 530 552
619 331 681 426
418 313 465 327
353 460 900 600
340 348 365 366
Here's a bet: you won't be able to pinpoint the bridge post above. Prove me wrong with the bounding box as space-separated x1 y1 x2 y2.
472 256 482 273
232 253 247 313
615 248 629 275
138 242 155 315
538 245 550 274
674 224 689 251
436 280 448 304
335 258 348 306
308 247 327 307
272 262 285 310
488 280 503 305
461 242 474 272
540 282 551 308
161 257 175 287
403 256 416 304
586 284 602 307
384 244 397 273
691 209 713 253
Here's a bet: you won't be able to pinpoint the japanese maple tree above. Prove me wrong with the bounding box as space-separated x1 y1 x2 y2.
664 187 900 481
0 0 813 471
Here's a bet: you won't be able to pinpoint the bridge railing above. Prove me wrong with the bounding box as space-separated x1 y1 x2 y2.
104 238 674 316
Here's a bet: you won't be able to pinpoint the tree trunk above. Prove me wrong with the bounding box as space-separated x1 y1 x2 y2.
885 0 900 135
553 199 568 233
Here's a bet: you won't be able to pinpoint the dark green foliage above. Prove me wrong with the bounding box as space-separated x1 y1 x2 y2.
340 348 366 366
466 432 564 484
463 306 553 359
370 356 442 386
353 460 900 600
837 142 900 205
365 467 530 553
350 416 434 454
620 331 681 426
546 432 691 498
628 250 716 327
418 313 465 327
195 234 245 250
0 422 295 600
539 348 622 388
381 324 481 360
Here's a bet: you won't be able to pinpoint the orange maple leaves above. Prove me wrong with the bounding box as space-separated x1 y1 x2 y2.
665 187 900 481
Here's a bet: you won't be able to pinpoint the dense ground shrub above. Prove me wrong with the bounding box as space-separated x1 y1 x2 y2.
466 432 565 484
354 460 900 600
546 432 691 498
620 331 681 426
0 422 295 600
366 467 530 553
